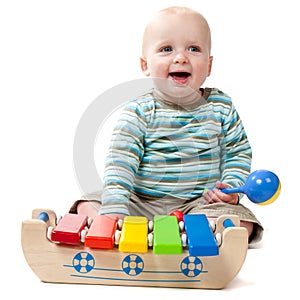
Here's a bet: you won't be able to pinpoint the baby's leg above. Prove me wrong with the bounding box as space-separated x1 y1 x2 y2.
77 200 128 220
240 220 253 238
189 197 263 244
69 191 102 219
73 200 101 219
208 217 253 240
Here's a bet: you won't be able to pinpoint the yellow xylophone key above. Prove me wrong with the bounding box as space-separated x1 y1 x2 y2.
119 216 148 253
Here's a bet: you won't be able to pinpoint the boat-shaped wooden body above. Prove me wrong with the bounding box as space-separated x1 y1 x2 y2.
21 209 248 289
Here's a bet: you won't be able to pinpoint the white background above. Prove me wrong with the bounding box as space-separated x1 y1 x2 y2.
1 0 299 298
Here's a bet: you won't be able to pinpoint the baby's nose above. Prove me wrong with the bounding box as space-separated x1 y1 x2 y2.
173 51 188 64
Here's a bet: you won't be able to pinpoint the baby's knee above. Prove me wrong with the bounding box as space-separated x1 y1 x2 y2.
77 200 102 219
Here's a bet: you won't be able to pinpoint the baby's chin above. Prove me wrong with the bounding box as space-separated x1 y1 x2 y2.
153 79 203 106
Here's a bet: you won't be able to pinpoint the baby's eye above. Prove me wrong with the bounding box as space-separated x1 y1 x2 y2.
188 46 201 53
160 46 173 53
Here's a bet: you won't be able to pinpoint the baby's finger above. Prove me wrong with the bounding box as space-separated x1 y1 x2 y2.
214 189 231 201
215 188 238 204
207 189 223 203
203 189 215 204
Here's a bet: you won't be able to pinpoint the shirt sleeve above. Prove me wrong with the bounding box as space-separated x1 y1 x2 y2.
99 101 147 215
219 101 252 193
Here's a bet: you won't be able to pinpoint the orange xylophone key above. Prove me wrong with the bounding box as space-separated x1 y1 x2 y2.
84 215 118 249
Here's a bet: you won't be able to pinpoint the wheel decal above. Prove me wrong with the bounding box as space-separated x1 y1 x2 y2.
180 256 203 277
72 252 95 273
122 254 144 276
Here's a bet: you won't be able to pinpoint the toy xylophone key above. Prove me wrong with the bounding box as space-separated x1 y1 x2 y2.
51 213 88 245
184 214 219 256
84 215 118 249
119 216 148 253
153 215 182 254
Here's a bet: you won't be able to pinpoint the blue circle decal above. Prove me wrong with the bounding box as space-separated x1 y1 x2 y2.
180 256 203 277
122 254 144 276
72 252 95 273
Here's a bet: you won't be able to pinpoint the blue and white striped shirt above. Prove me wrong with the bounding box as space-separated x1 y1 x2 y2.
100 88 252 215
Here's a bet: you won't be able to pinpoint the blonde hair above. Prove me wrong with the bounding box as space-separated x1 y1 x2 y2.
158 6 203 16
142 6 211 56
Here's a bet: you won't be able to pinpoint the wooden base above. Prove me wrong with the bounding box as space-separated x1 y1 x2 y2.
21 209 248 289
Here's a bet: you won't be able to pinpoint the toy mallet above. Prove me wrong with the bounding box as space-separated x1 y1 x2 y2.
221 169 281 205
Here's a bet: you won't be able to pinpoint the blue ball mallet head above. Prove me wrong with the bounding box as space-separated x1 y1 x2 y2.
221 169 281 205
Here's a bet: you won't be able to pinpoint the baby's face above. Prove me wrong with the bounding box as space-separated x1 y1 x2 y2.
141 12 213 103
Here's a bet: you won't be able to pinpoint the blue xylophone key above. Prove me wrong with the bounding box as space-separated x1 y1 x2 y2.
184 214 219 256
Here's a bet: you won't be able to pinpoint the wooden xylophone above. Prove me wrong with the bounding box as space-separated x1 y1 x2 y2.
21 209 248 289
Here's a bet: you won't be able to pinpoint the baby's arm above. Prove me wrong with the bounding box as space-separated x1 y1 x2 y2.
100 101 147 216
219 98 252 198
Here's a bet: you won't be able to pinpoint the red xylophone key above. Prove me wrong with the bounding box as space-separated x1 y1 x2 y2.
51 213 88 245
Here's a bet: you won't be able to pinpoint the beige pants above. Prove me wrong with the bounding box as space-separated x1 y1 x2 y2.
70 191 263 244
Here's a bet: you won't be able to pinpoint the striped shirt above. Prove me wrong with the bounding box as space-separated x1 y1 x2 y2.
100 88 252 215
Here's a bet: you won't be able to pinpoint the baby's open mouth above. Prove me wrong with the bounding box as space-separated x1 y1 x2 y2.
169 72 191 84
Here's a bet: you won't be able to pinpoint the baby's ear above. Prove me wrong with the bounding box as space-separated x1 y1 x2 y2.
140 57 150 76
207 56 213 77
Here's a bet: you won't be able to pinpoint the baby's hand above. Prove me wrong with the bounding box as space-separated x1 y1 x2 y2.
203 181 239 205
